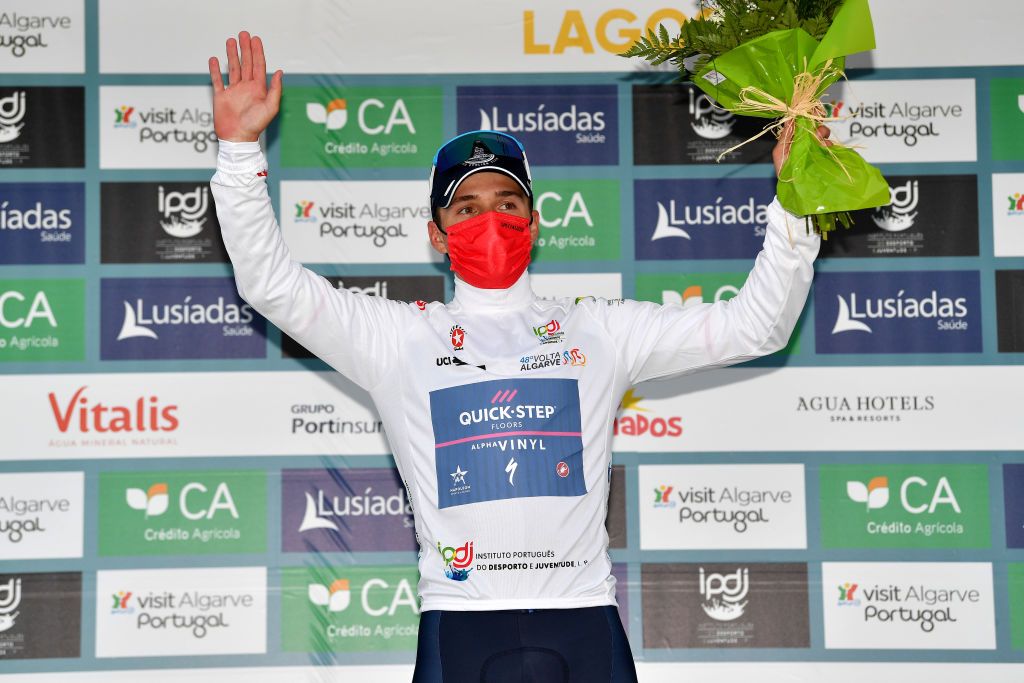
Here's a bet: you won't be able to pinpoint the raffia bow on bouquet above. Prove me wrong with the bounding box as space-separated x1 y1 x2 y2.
623 0 891 237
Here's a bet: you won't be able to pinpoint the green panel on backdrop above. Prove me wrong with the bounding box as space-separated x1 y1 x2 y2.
635 272 801 354
279 86 443 168
98 470 266 556
0 278 84 362
819 464 990 548
281 565 420 653
991 78 1024 161
532 179 620 262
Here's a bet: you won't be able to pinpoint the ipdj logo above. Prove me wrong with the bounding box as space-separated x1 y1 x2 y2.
689 88 734 140
873 180 919 232
0 577 21 633
113 105 135 128
157 185 208 238
306 97 415 135
699 567 748 621
653 484 676 508
450 325 465 351
0 91 27 143
294 200 316 222
837 582 860 606
532 319 564 345
308 579 351 613
437 540 474 581
847 475 962 515
662 283 739 307
125 482 240 521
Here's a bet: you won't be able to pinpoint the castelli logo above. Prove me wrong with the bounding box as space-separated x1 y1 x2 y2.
47 386 179 434
613 389 683 438
556 461 569 478
450 325 465 351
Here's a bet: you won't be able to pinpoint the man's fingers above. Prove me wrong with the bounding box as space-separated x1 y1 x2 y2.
208 57 224 92
252 36 268 90
239 31 253 81
817 124 832 140
267 69 284 113
226 37 241 86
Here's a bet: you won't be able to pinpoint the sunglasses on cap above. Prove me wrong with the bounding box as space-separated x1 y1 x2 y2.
429 130 533 212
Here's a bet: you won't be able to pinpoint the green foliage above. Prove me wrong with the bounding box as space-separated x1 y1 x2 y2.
621 0 846 78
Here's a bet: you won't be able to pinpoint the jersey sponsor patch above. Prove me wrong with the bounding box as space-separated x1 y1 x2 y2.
429 378 586 508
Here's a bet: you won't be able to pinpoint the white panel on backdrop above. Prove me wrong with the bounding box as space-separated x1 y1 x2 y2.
993 173 1024 256
611 366 1024 452
0 472 84 559
99 86 217 169
95 567 267 657
822 79 977 163
98 0 1024 74
0 371 388 460
279 180 442 264
530 273 622 300
0 1 84 74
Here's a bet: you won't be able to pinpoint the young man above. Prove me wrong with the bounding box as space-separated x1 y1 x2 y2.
209 32 823 683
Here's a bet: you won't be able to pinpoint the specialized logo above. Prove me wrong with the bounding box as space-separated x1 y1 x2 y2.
308 580 351 613
700 567 748 621
0 577 21 633
0 91 26 143
430 378 585 508
613 389 683 439
438 540 474 581
157 185 208 238
873 179 919 232
532 319 564 344
450 324 465 351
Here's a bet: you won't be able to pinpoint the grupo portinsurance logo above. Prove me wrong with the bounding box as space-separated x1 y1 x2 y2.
532 179 619 261
281 276 445 358
0 572 81 660
281 468 415 553
97 470 266 556
991 78 1024 162
0 182 84 264
822 78 977 162
281 565 419 653
638 464 807 550
634 177 775 260
632 84 775 165
996 270 1024 353
100 182 227 263
994 173 1024 257
819 464 990 549
821 562 995 650
0 278 84 362
813 271 982 354
279 180 440 264
95 567 266 657
1004 465 1024 549
820 175 979 258
0 472 83 560
280 86 442 168
0 1 84 73
0 87 84 168
634 272 800 354
99 86 217 169
100 277 266 360
456 85 617 165
641 563 809 648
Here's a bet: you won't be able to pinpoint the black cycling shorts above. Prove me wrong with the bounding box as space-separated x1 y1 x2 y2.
412 605 638 683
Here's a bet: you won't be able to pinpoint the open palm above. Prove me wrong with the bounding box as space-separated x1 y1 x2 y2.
208 31 283 143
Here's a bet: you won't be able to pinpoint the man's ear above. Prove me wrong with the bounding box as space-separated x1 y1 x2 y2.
428 220 448 255
529 209 540 245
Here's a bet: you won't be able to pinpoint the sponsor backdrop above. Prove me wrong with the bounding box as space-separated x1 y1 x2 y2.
1 0 1022 680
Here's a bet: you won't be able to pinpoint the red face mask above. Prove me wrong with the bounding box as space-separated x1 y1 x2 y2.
445 211 533 289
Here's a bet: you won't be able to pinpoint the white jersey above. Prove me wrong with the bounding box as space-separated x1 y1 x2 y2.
211 140 820 612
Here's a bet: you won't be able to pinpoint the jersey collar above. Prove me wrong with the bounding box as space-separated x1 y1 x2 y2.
451 270 535 312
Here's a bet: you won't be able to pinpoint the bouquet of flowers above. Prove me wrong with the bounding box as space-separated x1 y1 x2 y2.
623 0 890 237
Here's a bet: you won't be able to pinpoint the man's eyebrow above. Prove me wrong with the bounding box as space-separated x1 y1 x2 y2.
451 189 525 204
